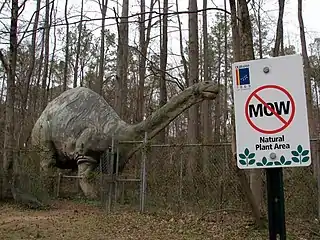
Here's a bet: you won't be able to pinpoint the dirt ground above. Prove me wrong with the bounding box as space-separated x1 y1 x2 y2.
0 199 318 240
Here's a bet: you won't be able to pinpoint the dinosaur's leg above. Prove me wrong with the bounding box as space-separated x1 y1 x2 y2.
77 159 98 199
74 128 100 199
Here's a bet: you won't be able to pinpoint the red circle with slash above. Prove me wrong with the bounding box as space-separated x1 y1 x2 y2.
245 85 295 134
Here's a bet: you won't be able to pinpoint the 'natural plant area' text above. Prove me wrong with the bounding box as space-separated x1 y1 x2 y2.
255 135 290 151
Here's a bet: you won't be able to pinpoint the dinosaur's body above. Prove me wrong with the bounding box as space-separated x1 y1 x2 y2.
31 83 218 199
31 87 128 170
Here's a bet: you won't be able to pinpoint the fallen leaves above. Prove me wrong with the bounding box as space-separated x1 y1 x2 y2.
0 200 317 239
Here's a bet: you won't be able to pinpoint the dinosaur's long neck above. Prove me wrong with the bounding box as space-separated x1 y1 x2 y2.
129 87 203 140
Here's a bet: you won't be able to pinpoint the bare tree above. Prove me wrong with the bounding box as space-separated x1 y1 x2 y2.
229 0 263 227
214 20 222 143
158 0 168 143
97 0 108 94
223 0 228 141
2 0 18 199
229 0 240 61
298 0 314 135
18 0 41 146
273 0 285 56
201 0 211 174
73 0 84 88
136 0 155 122
33 26 45 112
176 0 188 83
236 0 263 212
63 0 70 91
298 0 319 213
251 0 264 59
137 0 146 121
221 0 229 207
187 0 200 181
115 0 129 118
41 0 51 110
47 1 58 97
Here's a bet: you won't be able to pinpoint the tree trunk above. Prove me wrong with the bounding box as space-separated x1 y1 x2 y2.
17 0 41 147
229 0 240 61
257 0 263 59
298 0 314 136
201 0 211 175
176 0 188 84
238 0 255 61
115 0 129 119
273 0 285 56
238 0 263 213
158 0 168 143
136 0 146 123
229 0 264 227
214 25 222 143
187 0 200 182
2 0 18 199
97 0 107 95
223 0 228 141
136 0 155 122
33 29 45 112
73 0 84 88
63 0 69 91
47 1 57 98
298 0 319 216
41 0 51 110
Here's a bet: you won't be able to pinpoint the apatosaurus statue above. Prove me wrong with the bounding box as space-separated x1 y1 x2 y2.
31 82 219 198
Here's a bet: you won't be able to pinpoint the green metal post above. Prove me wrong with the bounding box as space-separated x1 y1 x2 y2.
266 167 286 240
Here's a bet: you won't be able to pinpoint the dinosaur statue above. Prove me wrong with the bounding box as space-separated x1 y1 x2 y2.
31 81 219 199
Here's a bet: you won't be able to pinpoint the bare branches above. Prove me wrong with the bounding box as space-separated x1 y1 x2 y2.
0 7 233 35
0 50 21 83
0 19 10 34
18 0 28 17
112 7 120 36
129 45 185 91
17 0 55 47
0 0 8 15
18 0 28 10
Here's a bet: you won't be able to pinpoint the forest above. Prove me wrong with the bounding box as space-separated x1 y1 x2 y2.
0 0 320 239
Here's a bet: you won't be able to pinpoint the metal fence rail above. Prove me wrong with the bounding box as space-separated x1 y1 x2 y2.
98 137 320 219
0 138 319 220
99 133 148 212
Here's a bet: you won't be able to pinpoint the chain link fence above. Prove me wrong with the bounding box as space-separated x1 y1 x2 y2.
145 143 243 212
0 149 51 204
0 138 319 222
96 138 320 223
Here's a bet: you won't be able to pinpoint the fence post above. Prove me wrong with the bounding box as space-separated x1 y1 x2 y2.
56 172 62 198
100 152 103 206
107 137 115 213
140 132 147 213
220 143 228 208
115 146 119 203
179 154 183 203
317 138 320 220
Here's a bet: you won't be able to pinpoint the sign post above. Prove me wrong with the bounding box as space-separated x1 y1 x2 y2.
232 55 311 240
266 168 286 239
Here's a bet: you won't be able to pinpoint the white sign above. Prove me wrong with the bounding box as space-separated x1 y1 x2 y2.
232 54 311 169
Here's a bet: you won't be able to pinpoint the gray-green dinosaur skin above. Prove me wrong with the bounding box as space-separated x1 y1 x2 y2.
31 83 219 199
31 87 131 198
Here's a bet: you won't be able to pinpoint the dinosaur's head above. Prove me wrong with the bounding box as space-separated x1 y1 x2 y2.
191 81 219 100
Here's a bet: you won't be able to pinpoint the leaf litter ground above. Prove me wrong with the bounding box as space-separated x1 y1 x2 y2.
0 199 318 239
